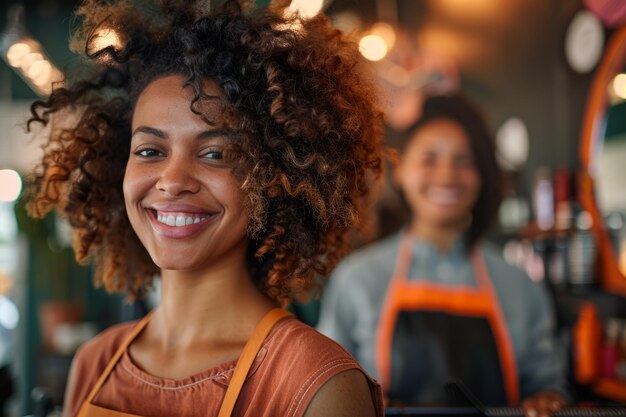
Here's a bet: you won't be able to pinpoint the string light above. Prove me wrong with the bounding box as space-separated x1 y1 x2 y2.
612 73 626 100
0 170 22 203
90 27 122 54
370 22 396 51
6 41 31 67
286 0 324 19
0 5 63 96
359 34 388 61
332 11 362 34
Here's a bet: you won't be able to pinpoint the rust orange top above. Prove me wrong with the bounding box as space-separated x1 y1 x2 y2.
67 316 383 417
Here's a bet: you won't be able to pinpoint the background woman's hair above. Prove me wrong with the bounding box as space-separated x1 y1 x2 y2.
400 93 501 249
26 0 385 305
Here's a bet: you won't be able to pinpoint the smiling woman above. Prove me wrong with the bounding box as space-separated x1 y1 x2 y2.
318 94 569 417
24 0 385 416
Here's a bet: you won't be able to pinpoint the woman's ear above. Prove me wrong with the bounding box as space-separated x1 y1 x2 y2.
392 158 404 188
386 146 402 188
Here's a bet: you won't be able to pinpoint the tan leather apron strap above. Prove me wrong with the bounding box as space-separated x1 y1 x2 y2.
85 311 154 403
217 308 292 417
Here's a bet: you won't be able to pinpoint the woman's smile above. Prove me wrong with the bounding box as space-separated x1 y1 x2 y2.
424 186 464 207
145 207 216 239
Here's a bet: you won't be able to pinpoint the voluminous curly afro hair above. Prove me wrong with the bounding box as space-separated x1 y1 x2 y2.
26 0 385 305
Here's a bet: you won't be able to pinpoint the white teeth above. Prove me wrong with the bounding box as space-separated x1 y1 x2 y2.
155 211 208 227
428 188 460 205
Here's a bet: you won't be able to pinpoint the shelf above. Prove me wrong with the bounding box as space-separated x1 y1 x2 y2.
516 221 572 241
592 378 626 403
555 291 626 326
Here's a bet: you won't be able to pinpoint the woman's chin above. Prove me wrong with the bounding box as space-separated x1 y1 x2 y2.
418 211 469 230
149 255 201 272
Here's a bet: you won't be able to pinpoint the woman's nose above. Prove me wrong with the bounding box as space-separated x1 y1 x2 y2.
156 156 201 197
433 160 457 183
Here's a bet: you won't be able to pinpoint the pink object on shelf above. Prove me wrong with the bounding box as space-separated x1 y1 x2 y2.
601 319 621 379
584 0 626 28
601 344 619 379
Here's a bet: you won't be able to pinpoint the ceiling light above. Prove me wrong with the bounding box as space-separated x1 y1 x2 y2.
91 27 122 54
359 34 388 61
370 22 396 51
0 5 63 96
6 41 31 67
612 73 626 100
287 0 324 19
0 170 22 202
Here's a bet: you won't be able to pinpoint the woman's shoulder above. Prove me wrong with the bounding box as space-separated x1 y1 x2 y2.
249 317 382 417
480 242 529 280
268 316 359 359
351 231 403 263
333 231 402 279
479 242 547 300
267 318 359 366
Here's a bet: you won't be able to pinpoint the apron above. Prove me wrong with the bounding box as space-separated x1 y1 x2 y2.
77 308 292 417
375 235 519 406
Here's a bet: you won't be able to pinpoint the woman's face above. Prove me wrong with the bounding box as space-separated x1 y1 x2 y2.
123 75 249 272
395 118 481 230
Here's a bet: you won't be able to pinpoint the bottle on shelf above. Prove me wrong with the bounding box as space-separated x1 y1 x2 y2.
573 302 602 384
553 167 572 232
605 212 624 257
601 319 621 379
533 167 555 232
568 211 597 293
547 235 569 293
617 321 626 382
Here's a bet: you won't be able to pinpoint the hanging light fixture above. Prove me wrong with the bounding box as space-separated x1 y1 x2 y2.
285 0 325 19
0 5 63 97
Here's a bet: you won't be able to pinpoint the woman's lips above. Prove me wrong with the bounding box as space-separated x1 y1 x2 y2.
426 187 461 206
146 209 216 238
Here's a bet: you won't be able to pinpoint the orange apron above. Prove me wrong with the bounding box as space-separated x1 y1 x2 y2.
77 308 292 417
375 235 520 406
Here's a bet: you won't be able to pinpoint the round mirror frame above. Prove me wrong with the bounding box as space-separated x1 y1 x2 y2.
579 25 626 295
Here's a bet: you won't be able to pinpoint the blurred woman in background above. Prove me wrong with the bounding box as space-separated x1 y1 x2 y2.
318 94 569 417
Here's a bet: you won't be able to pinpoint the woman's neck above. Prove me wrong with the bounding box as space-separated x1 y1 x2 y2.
128 263 276 379
408 220 464 253
153 263 275 349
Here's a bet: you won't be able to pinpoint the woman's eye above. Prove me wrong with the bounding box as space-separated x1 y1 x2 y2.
135 148 163 157
201 150 223 160
456 156 475 168
421 154 436 166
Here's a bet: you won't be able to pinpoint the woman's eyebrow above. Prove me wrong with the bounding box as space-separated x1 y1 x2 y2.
196 128 238 140
132 126 165 138
130 127 237 140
